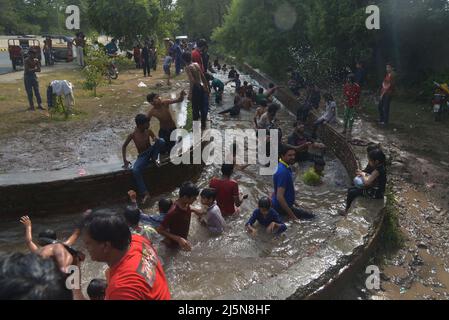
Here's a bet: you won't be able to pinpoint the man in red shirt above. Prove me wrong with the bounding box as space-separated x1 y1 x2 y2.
191 40 206 74
82 212 170 300
342 74 361 136
378 63 395 126
209 164 246 217
157 182 200 251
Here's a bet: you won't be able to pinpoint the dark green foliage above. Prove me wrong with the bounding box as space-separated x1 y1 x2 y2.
212 0 449 92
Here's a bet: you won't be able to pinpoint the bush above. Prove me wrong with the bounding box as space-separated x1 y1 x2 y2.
82 47 109 96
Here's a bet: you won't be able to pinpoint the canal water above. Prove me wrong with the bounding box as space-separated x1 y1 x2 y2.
0 71 351 299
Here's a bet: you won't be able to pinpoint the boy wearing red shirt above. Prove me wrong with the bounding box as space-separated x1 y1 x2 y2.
157 182 200 251
209 164 246 217
82 212 170 300
343 74 361 135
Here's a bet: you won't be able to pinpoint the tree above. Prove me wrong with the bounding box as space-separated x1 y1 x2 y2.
177 0 231 40
87 0 162 48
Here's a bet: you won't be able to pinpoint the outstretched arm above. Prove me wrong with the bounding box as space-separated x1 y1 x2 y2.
63 228 81 247
20 216 39 253
166 90 186 105
122 134 133 168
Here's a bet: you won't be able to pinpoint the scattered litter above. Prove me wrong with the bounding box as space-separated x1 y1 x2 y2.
138 82 148 88
400 288 407 294
78 169 87 177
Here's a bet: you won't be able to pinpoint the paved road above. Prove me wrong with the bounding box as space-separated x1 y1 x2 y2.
0 52 12 75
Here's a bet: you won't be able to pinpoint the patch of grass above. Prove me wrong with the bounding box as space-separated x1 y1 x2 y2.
372 185 404 265
0 96 6 101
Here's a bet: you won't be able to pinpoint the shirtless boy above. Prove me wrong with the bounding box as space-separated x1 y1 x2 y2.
147 90 186 153
182 52 210 130
123 114 165 205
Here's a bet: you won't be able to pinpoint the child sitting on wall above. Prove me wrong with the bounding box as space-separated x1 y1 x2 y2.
340 149 387 216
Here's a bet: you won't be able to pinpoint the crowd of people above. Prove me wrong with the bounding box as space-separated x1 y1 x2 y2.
4 37 391 300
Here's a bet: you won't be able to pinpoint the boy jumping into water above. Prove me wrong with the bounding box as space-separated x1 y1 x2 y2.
147 90 186 154
123 114 165 205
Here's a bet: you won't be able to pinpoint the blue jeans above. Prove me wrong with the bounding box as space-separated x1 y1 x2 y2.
175 58 182 75
24 75 42 108
132 139 165 195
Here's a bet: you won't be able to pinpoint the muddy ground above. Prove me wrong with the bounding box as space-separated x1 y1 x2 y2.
0 61 189 173
333 92 449 300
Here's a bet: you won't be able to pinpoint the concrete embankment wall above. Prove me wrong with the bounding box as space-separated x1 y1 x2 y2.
0 153 203 217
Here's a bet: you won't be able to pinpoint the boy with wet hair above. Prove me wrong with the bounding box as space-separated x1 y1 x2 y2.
123 114 165 205
210 164 246 217
192 188 226 236
87 279 107 300
246 197 287 236
157 182 200 251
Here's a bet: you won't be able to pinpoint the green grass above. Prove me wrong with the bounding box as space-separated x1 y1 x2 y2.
371 185 404 265
0 96 6 101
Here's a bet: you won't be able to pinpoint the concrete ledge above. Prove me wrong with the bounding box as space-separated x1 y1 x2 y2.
220 59 386 300
0 148 204 217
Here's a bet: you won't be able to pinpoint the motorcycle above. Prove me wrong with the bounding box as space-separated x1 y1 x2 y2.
432 82 449 122
106 54 119 82
107 61 119 80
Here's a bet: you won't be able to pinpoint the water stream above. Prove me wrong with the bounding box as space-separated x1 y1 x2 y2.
0 71 351 299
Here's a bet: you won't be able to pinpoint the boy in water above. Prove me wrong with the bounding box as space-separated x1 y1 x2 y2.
207 74 225 104
246 197 287 236
128 190 174 229
157 182 200 251
147 90 186 154
122 114 165 205
302 158 326 186
19 215 85 273
191 188 226 236
123 207 158 241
